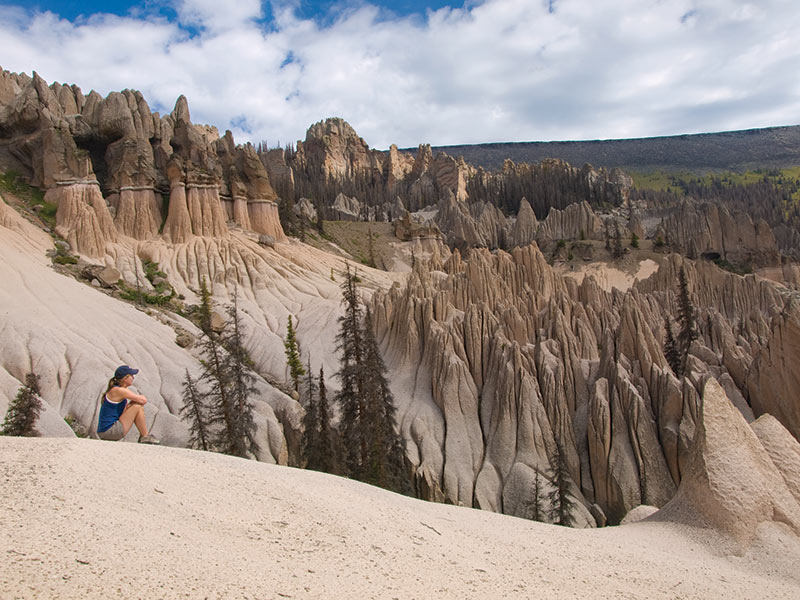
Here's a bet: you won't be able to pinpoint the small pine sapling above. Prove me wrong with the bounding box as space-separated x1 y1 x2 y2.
2 373 43 437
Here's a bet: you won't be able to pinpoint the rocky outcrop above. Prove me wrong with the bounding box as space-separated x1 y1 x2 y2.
0 68 284 253
384 143 414 190
752 414 800 503
285 119 474 215
296 117 381 180
294 197 317 222
537 201 602 244
508 197 538 248
654 378 800 546
393 209 442 242
248 200 285 240
434 191 509 250
747 297 800 441
371 244 798 525
50 182 118 256
659 200 780 267
331 192 362 221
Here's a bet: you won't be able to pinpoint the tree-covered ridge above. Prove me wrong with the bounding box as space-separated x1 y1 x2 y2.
465 160 626 218
421 125 800 172
630 167 800 260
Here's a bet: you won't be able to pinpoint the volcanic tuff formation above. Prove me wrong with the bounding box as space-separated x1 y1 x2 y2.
0 68 284 257
371 247 800 525
2 68 800 532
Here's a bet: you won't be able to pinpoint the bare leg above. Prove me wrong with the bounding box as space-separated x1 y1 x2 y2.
118 404 148 437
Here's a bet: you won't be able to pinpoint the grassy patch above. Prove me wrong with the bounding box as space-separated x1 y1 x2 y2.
53 254 78 265
119 285 174 306
711 257 752 276
630 166 800 197
0 170 57 229
64 415 88 438
119 259 176 306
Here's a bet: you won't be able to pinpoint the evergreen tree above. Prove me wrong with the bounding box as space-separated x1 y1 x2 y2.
676 266 698 374
334 263 367 478
284 315 305 393
197 277 215 336
663 317 682 377
179 369 210 451
612 222 624 258
528 469 546 522
301 358 321 469
197 280 237 456
547 443 577 527
360 306 410 494
316 209 325 235
367 226 376 268
333 264 410 493
1 373 43 437
220 291 259 458
316 365 341 475
277 195 298 236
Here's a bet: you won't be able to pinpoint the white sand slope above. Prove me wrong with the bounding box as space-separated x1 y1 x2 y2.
560 258 660 292
2 437 799 600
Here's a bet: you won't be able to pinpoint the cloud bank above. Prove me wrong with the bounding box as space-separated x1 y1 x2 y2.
1 0 799 149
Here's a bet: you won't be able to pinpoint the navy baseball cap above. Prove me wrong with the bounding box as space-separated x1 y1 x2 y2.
114 365 139 379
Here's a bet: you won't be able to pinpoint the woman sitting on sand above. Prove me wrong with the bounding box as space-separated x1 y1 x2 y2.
97 365 159 444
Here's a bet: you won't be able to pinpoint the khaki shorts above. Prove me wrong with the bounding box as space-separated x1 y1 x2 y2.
97 420 125 441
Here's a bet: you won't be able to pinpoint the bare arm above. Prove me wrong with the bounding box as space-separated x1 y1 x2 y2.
108 386 148 405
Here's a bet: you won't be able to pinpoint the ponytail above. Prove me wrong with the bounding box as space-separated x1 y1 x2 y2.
104 376 120 397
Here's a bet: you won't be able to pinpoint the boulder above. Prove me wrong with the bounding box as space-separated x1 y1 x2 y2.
620 505 658 525
97 265 121 287
654 378 800 545
294 198 317 222
751 414 800 505
331 192 362 221
747 297 800 441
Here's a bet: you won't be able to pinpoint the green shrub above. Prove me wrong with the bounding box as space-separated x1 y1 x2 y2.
53 255 78 265
64 415 88 438
712 257 752 275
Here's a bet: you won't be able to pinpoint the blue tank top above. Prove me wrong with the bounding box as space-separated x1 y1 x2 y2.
97 394 127 433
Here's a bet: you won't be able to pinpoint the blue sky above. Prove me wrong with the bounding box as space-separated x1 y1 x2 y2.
1 1 799 149
19 1 459 23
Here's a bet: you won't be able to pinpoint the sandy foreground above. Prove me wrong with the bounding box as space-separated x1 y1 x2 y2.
2 438 799 600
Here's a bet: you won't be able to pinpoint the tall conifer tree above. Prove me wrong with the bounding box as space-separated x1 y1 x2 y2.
663 317 682 377
360 306 410 494
179 369 210 451
220 291 259 458
334 263 366 478
301 358 321 469
316 365 341 475
547 443 577 527
676 266 698 374
284 315 305 393
197 279 235 455
528 470 546 522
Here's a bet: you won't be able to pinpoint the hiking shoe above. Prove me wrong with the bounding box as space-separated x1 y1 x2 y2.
138 434 161 445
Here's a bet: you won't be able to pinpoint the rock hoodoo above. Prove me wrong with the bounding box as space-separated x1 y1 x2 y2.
655 378 800 546
0 68 285 256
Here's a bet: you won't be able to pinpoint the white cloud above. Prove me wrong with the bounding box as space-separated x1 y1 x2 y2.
1 0 799 150
175 0 263 32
